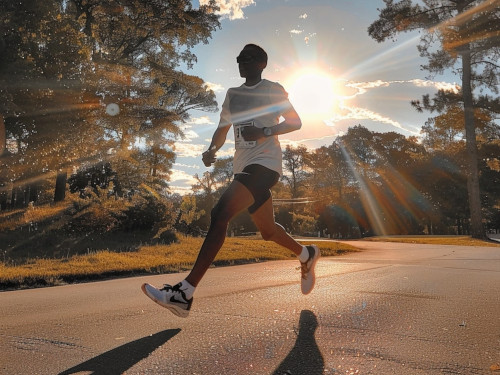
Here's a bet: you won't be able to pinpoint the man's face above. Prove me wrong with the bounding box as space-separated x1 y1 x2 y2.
237 47 263 78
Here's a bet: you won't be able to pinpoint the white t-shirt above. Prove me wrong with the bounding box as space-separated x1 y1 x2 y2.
218 79 292 176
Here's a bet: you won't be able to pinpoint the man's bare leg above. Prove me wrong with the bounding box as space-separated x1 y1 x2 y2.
141 180 254 316
185 180 254 287
250 197 303 255
251 196 320 294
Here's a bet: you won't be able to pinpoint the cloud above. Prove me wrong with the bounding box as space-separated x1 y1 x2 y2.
168 168 198 195
326 78 461 134
169 185 194 196
326 106 417 134
409 79 460 93
185 116 215 126
182 129 200 141
345 79 460 97
170 169 198 184
204 81 225 93
304 33 316 45
174 162 200 170
280 138 309 149
215 147 235 158
200 0 255 20
174 142 205 158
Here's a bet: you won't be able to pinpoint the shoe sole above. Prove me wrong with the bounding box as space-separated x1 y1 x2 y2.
301 246 320 295
141 283 189 318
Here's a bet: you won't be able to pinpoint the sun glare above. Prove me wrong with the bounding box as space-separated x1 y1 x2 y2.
286 68 341 119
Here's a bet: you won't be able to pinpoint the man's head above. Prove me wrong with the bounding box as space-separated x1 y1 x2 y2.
237 44 267 78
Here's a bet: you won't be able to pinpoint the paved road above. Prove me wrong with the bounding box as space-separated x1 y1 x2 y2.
1 241 499 375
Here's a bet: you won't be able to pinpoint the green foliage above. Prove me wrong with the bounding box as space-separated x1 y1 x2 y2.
121 190 174 232
176 195 205 236
64 185 174 235
368 0 500 239
65 187 129 234
282 145 309 198
291 212 317 236
0 0 220 212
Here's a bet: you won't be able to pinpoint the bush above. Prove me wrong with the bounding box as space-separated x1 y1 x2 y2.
62 185 176 239
65 192 129 234
151 229 178 245
121 191 174 232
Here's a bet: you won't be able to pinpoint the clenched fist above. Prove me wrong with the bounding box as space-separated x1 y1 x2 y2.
202 147 217 167
241 126 265 141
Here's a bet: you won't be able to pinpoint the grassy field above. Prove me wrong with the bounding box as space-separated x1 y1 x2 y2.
364 235 500 247
1 234 498 291
0 236 358 290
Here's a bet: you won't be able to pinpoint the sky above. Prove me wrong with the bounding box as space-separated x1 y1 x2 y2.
169 0 461 195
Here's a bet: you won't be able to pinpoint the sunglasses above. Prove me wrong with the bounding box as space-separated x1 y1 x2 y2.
236 55 255 64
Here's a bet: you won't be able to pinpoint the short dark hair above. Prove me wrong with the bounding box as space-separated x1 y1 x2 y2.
244 44 268 64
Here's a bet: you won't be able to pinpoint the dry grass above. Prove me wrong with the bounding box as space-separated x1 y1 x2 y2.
0 202 71 231
4 233 497 290
0 236 359 290
364 235 500 247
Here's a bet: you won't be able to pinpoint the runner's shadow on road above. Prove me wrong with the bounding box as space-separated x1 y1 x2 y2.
58 328 181 375
272 309 324 375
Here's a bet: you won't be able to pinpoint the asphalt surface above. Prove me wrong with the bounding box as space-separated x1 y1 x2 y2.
1 241 499 375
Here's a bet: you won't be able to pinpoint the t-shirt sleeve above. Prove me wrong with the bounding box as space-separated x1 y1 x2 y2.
270 82 293 116
217 91 232 128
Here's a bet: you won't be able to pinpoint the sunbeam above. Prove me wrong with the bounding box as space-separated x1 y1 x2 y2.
340 34 423 80
337 138 437 235
338 141 387 236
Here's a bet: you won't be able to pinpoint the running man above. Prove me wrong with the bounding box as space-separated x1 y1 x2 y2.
142 44 320 317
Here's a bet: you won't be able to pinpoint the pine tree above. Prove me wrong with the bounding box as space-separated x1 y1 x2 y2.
368 0 500 239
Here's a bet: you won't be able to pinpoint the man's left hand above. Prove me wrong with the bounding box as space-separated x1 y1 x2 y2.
241 126 264 141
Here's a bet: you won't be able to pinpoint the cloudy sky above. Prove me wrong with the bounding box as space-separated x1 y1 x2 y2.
169 0 460 194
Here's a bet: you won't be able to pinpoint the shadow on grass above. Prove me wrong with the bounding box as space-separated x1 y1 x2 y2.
58 329 181 375
272 310 324 375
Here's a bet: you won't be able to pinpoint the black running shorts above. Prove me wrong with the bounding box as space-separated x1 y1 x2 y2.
234 164 280 214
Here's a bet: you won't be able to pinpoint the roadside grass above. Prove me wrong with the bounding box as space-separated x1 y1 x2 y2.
3 234 498 290
363 235 500 247
0 236 358 290
0 201 71 232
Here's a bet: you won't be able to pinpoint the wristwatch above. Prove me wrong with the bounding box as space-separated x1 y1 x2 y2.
263 127 272 137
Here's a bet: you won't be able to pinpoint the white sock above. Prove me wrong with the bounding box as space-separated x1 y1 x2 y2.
298 246 309 263
179 280 195 300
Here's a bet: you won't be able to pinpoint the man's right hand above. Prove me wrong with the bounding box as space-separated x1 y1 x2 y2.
202 148 216 167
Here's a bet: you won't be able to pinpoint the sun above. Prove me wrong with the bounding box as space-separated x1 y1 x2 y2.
286 68 341 119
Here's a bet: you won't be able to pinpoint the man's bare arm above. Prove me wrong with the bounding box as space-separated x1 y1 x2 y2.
241 104 302 141
202 125 231 167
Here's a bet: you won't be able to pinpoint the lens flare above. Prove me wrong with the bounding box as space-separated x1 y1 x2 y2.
286 68 341 119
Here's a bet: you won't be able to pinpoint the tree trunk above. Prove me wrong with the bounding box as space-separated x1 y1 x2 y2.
461 46 485 239
54 170 67 202
0 115 5 156
152 150 158 177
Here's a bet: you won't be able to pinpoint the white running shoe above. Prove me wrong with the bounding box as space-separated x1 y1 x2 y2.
300 245 320 294
141 283 193 318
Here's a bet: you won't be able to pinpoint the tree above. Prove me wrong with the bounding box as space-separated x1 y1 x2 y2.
0 0 221 209
177 195 205 236
334 126 432 235
191 157 234 230
368 0 500 238
282 145 310 199
64 0 220 195
419 102 500 233
0 0 94 207
306 144 351 203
